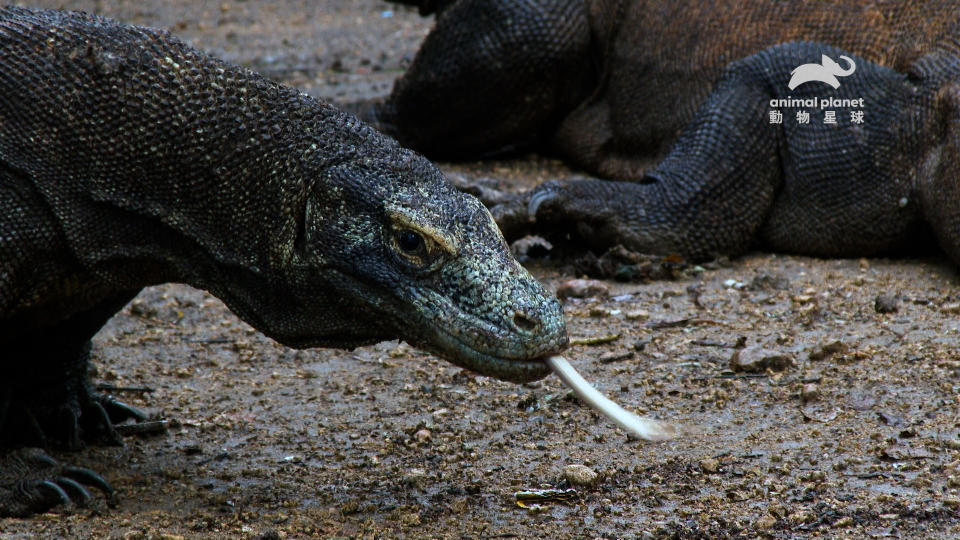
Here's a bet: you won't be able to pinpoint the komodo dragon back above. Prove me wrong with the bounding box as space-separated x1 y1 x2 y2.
0 6 566 383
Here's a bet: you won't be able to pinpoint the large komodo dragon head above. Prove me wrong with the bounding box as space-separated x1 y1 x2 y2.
0 7 567 383
249 142 570 384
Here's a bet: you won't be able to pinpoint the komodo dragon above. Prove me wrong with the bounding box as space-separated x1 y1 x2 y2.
362 0 960 266
361 0 960 179
515 39 960 264
0 7 566 517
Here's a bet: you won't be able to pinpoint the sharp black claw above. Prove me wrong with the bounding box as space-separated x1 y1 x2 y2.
528 189 557 218
87 401 123 446
100 396 148 423
22 448 58 469
34 480 71 508
63 466 114 496
55 477 91 506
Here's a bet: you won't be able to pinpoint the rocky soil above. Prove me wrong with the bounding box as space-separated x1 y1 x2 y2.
2 1 959 538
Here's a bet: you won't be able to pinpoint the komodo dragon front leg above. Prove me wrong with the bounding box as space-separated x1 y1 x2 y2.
501 41 958 263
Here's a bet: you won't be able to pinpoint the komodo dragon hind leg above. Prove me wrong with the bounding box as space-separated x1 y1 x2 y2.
0 447 114 517
494 45 799 261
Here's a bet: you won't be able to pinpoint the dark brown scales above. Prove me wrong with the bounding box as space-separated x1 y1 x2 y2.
528 41 960 262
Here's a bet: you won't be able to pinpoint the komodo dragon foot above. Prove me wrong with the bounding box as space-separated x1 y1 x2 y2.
0 344 147 451
0 341 146 517
0 447 114 517
490 178 646 252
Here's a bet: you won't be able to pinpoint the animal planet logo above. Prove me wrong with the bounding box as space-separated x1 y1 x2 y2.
768 53 865 125
787 54 856 90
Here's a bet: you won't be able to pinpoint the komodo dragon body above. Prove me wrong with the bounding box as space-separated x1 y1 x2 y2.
366 0 960 267
0 7 565 516
367 0 959 180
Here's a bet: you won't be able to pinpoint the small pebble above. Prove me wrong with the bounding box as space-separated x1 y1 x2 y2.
699 458 720 473
399 512 421 526
754 515 777 530
556 279 609 299
749 273 790 290
401 468 428 488
730 346 794 373
874 294 898 313
833 516 854 528
800 383 820 402
598 351 634 364
414 429 432 443
809 340 848 361
942 303 960 314
563 464 599 486
625 310 650 321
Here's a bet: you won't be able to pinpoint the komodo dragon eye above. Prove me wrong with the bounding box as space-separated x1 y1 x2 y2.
397 230 424 253
389 226 442 269
385 208 459 272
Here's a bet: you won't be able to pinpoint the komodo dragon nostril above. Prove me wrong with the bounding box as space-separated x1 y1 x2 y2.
512 312 540 333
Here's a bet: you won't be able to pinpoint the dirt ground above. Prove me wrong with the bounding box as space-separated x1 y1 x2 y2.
3 1 960 538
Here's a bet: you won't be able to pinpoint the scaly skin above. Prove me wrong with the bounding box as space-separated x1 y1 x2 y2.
0 7 566 516
369 0 958 178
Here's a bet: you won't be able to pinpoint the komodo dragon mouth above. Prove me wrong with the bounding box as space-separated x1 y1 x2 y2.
417 316 567 384
395 266 569 384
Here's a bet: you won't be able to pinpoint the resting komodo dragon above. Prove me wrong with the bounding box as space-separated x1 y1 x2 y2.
362 0 960 266
0 7 566 517
366 0 960 178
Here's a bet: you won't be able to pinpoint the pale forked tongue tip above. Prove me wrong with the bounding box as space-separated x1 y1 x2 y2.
545 355 679 441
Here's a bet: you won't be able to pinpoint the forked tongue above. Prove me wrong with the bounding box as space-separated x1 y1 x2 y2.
546 355 678 441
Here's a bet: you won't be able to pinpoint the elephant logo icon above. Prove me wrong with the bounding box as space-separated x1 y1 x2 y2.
787 54 856 90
